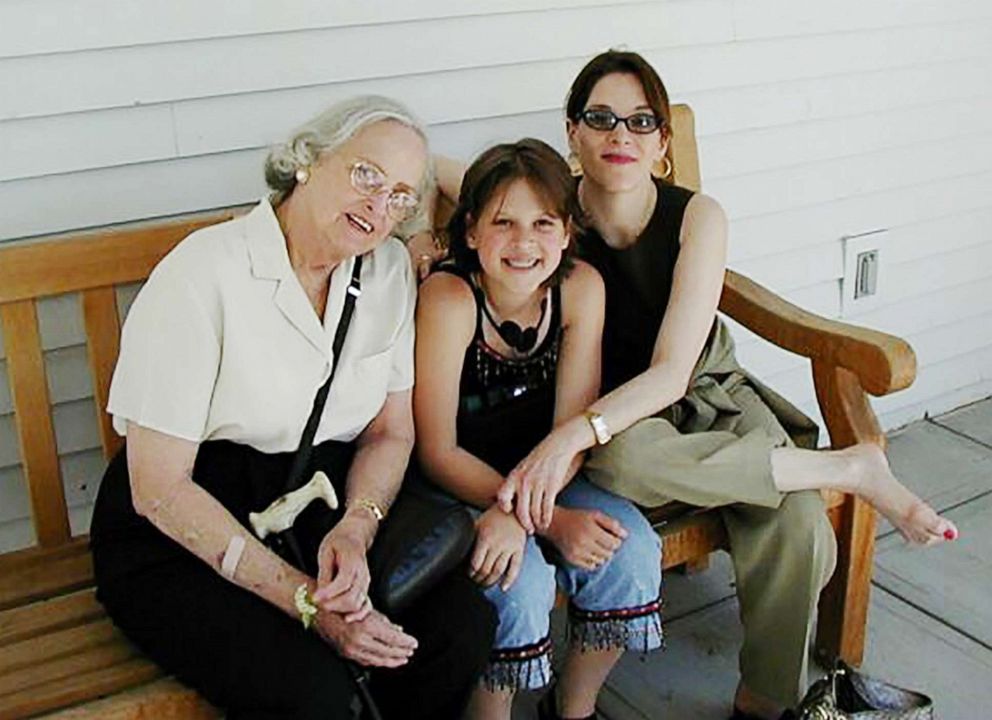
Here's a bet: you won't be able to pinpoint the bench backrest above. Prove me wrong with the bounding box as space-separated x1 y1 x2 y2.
0 105 701 551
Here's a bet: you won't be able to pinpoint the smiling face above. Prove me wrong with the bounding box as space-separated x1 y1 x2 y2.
295 120 427 258
567 72 668 193
468 178 570 296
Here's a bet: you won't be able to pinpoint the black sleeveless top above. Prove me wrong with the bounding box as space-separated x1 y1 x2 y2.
436 267 563 476
578 179 695 394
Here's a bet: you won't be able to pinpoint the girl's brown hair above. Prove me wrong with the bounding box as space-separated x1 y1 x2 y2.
446 138 582 286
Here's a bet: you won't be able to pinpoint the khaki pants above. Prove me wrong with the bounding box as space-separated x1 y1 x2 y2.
585 384 837 707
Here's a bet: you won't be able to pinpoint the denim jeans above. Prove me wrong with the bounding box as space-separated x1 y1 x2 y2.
479 475 663 691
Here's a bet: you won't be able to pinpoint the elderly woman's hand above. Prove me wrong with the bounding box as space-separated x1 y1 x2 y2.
406 231 446 281
313 514 375 621
315 608 418 668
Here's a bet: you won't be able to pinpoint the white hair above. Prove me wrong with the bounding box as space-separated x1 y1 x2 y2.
264 95 433 237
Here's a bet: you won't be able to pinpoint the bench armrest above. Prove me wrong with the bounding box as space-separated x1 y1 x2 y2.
720 269 916 397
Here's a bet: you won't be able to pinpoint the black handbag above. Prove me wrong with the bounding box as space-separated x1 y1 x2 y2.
796 661 934 720
369 476 474 615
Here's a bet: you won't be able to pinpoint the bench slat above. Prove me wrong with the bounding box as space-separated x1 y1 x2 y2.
0 637 139 698
669 105 701 192
81 287 124 461
0 588 103 647
0 618 122 676
0 657 162 720
0 539 93 612
0 209 244 304
0 300 71 547
36 678 220 720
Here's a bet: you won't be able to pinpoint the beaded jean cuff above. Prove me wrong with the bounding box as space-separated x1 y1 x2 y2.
482 636 553 692
568 598 664 653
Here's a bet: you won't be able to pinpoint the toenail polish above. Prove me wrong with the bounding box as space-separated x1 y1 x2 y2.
944 528 958 541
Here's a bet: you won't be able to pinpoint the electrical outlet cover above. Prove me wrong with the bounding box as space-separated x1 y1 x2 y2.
842 229 887 317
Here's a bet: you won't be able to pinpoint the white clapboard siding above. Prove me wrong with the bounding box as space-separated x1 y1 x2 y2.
2 2 992 551
0 2 735 121
728 205 992 299
0 0 632 59
683 57 992 136
856 278 992 341
729 171 992 262
0 449 103 524
0 505 95 554
4 22 990 175
876 346 992 425
709 132 992 221
642 22 992 98
701 96 992 181
733 0 992 40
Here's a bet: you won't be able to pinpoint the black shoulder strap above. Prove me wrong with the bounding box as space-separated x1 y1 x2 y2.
284 254 364 494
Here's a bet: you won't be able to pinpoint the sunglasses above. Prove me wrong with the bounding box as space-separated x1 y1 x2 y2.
350 160 420 223
578 108 663 135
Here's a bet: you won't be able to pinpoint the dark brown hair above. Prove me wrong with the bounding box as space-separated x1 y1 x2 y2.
565 50 672 139
446 138 582 286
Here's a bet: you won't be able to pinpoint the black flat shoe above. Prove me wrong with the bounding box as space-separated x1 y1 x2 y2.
728 707 796 720
537 685 599 720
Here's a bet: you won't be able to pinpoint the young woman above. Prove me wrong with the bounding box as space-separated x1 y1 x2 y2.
414 138 662 720
415 51 958 720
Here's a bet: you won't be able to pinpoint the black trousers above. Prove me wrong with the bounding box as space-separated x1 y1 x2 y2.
91 441 496 720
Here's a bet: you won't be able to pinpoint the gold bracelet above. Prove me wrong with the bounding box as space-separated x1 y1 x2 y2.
294 583 318 630
348 498 386 523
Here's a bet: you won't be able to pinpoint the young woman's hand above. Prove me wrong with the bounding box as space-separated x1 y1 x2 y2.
498 426 583 533
542 506 627 570
469 505 527 591
406 231 447 281
315 608 418 668
313 515 374 621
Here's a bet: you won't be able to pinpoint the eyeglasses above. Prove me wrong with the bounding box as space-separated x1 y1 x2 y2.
350 160 420 222
577 109 663 135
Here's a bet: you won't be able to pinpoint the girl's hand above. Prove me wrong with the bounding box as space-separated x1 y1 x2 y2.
469 505 527 591
315 608 418 668
313 516 373 621
543 507 627 570
499 429 582 533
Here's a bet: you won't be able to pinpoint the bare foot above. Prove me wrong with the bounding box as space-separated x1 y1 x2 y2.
848 443 959 545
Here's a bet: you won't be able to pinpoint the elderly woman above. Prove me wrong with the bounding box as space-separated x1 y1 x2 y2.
90 96 495 720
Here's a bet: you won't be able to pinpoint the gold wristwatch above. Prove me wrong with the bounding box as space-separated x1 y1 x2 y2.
583 410 612 445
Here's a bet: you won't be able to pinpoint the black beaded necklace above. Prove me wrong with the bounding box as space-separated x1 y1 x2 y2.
480 292 549 353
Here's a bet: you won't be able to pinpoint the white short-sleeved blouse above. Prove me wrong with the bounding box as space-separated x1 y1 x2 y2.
108 199 416 453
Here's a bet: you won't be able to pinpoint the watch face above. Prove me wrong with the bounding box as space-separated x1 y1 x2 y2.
588 413 611 444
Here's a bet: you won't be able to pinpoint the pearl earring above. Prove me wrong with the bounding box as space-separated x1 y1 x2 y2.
295 167 310 185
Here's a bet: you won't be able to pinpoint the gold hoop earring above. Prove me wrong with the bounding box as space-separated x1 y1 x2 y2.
567 151 583 177
654 156 673 180
295 167 310 185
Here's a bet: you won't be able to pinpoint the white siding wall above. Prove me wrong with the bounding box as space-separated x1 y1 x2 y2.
2 0 991 550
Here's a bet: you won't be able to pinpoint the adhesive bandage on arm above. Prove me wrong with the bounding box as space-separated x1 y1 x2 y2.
220 535 247 579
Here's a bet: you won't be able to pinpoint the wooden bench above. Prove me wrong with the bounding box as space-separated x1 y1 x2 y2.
0 104 914 718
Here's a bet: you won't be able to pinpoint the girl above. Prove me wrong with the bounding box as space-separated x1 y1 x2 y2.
414 138 663 720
